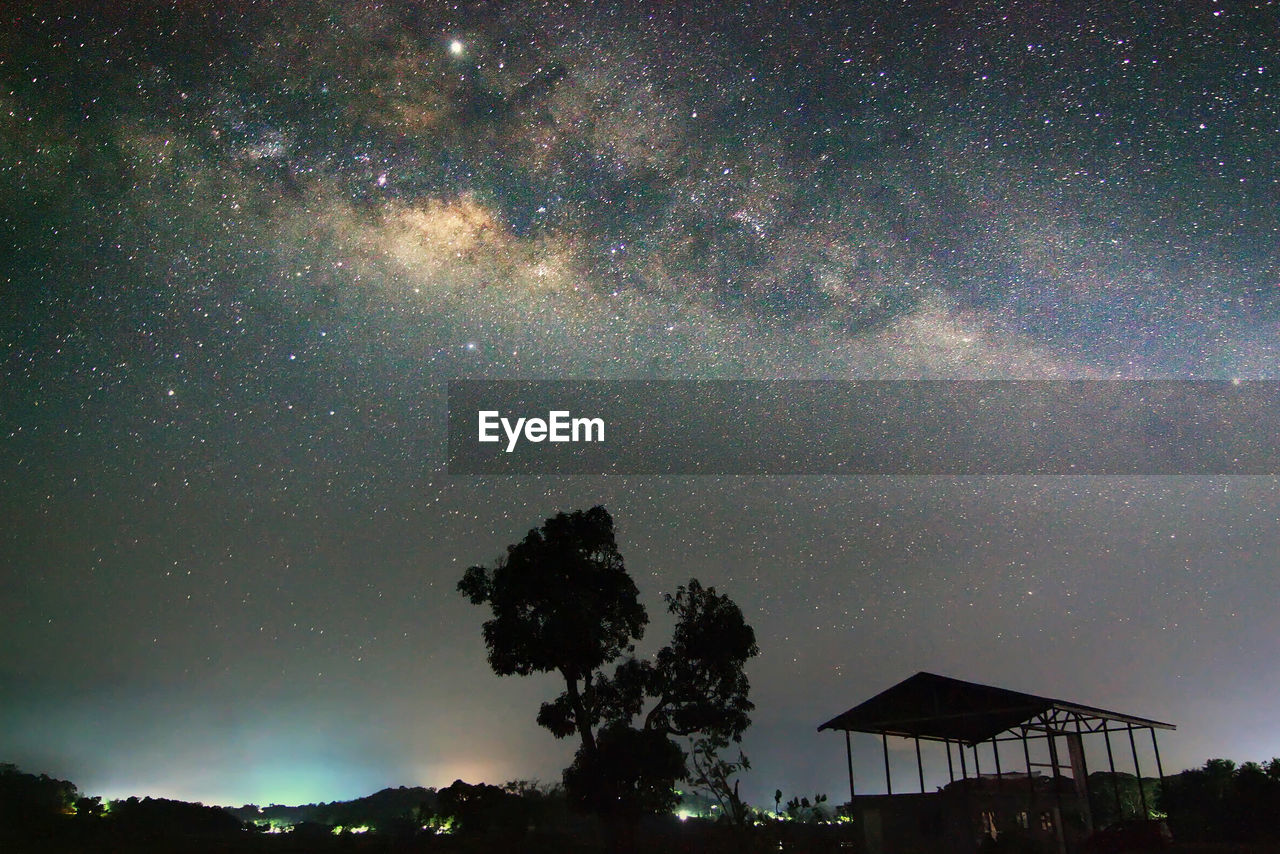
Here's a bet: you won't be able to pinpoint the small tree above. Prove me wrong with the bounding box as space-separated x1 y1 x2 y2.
687 734 752 825
459 507 759 818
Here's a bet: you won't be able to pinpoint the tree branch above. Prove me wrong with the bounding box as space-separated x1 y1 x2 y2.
642 693 670 733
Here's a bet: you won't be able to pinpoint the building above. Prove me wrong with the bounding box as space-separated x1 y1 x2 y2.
819 672 1174 854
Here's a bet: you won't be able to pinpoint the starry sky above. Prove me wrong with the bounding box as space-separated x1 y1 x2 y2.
2 0 1279 808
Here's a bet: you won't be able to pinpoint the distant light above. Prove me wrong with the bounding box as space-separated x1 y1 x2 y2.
332 824 370 835
449 40 465 56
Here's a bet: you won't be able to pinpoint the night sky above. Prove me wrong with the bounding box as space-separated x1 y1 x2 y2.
3 0 1279 808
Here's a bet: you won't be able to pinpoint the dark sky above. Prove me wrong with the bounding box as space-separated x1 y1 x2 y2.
2 0 1278 807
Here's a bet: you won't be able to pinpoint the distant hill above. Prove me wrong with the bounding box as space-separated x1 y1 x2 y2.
227 785 439 832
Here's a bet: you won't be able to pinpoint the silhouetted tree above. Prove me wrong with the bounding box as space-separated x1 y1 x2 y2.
459 507 759 818
74 795 104 820
785 792 828 822
563 724 687 818
459 506 647 758
687 734 752 825
0 763 78 829
435 779 528 834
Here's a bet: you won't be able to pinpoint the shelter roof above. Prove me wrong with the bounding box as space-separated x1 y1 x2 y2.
818 672 1174 745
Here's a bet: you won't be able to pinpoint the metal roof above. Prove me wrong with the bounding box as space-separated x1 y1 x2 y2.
818 672 1174 745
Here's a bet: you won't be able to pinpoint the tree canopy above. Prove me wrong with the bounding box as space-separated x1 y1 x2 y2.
458 506 758 817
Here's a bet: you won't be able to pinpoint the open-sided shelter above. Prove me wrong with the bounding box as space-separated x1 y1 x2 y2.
819 672 1174 853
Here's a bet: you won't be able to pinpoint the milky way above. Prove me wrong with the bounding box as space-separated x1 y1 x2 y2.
2 0 1279 806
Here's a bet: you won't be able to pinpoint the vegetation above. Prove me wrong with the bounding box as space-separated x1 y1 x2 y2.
11 755 1280 852
0 763 77 829
459 506 759 820
228 785 438 835
1086 770 1161 828
106 796 244 837
687 734 753 825
1160 757 1280 844
0 761 861 852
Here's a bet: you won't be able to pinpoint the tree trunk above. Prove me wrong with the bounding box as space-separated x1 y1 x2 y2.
563 670 597 755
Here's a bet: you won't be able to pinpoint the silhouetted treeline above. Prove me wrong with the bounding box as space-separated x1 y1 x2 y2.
1086 759 1280 844
19 756 1280 851
227 785 438 834
1 763 244 851
0 762 863 852
1160 757 1280 843
106 796 244 837
0 763 77 827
